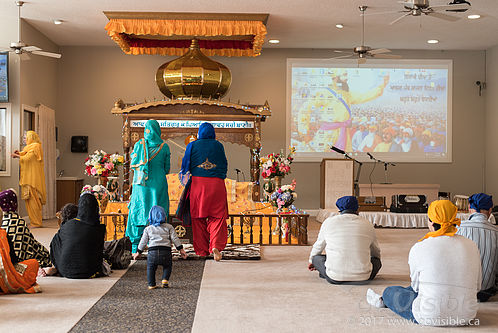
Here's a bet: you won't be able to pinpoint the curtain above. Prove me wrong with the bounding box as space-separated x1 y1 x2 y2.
37 104 56 219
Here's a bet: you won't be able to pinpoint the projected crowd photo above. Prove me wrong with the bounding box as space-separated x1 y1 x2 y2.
290 65 449 161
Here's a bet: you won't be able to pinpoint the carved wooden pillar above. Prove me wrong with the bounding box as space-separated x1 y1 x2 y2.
250 118 262 201
250 147 261 202
122 115 131 201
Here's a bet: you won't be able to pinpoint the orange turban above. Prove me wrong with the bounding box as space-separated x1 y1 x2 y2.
419 200 461 241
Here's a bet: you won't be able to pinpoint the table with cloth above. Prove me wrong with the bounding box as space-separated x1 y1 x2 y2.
103 174 307 244
316 209 496 228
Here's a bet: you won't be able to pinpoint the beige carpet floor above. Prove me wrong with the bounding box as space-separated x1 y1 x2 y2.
191 220 498 333
1 219 497 332
0 219 129 333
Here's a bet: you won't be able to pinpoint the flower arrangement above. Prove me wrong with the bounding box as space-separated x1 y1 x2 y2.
269 179 298 213
260 146 296 179
81 184 108 202
84 150 124 177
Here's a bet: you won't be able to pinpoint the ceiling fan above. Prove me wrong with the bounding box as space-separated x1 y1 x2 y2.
374 0 471 25
332 6 402 64
0 1 61 60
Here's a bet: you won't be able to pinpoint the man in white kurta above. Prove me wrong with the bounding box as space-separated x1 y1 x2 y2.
308 196 381 283
367 200 481 326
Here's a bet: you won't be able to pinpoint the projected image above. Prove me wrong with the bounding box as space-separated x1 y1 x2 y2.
289 63 450 162
0 54 7 103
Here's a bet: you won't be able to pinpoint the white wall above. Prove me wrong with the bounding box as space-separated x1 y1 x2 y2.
56 46 487 209
485 45 498 198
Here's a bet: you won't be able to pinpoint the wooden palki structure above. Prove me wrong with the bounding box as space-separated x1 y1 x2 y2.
111 98 270 201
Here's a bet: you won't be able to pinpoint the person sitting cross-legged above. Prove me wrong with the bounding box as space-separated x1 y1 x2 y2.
308 196 381 284
366 200 482 326
456 193 498 302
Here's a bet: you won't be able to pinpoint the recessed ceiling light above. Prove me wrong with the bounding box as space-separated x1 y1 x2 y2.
427 39 439 44
335 24 344 29
467 14 481 19
53 19 63 25
268 39 280 44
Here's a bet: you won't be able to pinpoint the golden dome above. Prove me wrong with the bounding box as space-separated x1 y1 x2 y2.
155 39 232 99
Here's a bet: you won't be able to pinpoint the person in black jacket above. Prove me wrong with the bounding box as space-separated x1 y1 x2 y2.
48 193 105 278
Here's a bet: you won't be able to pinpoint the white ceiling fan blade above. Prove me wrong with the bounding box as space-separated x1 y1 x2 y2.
358 58 367 65
373 54 402 59
369 48 391 55
22 45 41 52
429 4 470 12
19 53 31 61
31 50 62 59
330 54 354 59
389 12 412 25
428 12 460 22
0 48 11 52
362 10 404 16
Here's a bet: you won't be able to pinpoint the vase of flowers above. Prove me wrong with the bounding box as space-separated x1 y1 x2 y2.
269 179 298 213
260 147 295 201
260 146 296 180
84 150 124 180
81 184 109 213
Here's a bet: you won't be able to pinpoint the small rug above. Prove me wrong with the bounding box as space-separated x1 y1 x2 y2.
70 259 205 333
172 243 261 260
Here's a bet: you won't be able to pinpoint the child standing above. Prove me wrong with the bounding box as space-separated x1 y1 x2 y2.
132 206 187 289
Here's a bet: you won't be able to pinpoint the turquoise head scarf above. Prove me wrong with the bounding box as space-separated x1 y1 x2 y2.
131 120 164 185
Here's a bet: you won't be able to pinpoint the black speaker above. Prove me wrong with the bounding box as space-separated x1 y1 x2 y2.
71 136 88 153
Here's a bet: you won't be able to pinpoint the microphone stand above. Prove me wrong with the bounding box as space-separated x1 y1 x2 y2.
367 153 396 184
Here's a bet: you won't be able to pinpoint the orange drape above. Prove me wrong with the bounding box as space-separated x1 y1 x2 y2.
104 19 267 57
0 229 40 294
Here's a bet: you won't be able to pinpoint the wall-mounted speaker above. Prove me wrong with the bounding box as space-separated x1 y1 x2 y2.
71 136 88 153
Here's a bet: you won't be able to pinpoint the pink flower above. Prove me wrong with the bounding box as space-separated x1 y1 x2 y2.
90 167 97 176
104 162 114 170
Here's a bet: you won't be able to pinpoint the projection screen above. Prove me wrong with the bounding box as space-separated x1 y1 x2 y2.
286 58 452 163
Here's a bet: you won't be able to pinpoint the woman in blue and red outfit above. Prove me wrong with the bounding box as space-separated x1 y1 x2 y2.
179 122 228 261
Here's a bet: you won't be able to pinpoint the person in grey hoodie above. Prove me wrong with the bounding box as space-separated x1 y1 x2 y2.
133 205 187 289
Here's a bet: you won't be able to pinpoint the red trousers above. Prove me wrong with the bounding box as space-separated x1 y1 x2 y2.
191 217 227 256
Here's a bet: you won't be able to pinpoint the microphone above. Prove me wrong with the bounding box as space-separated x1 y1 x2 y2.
367 152 374 160
235 168 241 173
331 146 346 155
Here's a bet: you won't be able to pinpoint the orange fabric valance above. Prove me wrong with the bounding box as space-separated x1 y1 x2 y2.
105 19 267 57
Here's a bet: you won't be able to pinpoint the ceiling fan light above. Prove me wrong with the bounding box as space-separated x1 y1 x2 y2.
268 39 280 44
467 14 481 19
335 24 344 29
53 19 63 25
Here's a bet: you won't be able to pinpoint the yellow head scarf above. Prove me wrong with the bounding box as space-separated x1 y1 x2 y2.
24 131 43 160
419 200 461 241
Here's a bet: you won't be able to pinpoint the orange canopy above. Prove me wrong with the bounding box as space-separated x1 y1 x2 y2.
104 14 268 57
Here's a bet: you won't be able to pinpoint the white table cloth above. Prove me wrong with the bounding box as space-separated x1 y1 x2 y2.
316 209 496 228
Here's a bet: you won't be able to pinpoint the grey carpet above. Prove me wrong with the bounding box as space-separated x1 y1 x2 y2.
70 259 205 333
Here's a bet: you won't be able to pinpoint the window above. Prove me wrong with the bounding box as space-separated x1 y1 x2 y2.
0 103 11 176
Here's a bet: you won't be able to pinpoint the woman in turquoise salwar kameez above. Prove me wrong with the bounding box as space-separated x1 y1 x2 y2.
127 120 170 253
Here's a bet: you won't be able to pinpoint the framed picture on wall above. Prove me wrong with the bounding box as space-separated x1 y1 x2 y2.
0 103 11 176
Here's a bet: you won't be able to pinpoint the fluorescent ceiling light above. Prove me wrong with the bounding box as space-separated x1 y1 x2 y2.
467 14 481 19
268 39 280 44
53 19 63 25
427 39 439 44
335 24 344 29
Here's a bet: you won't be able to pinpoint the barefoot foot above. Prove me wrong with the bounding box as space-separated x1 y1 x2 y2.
212 248 222 261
